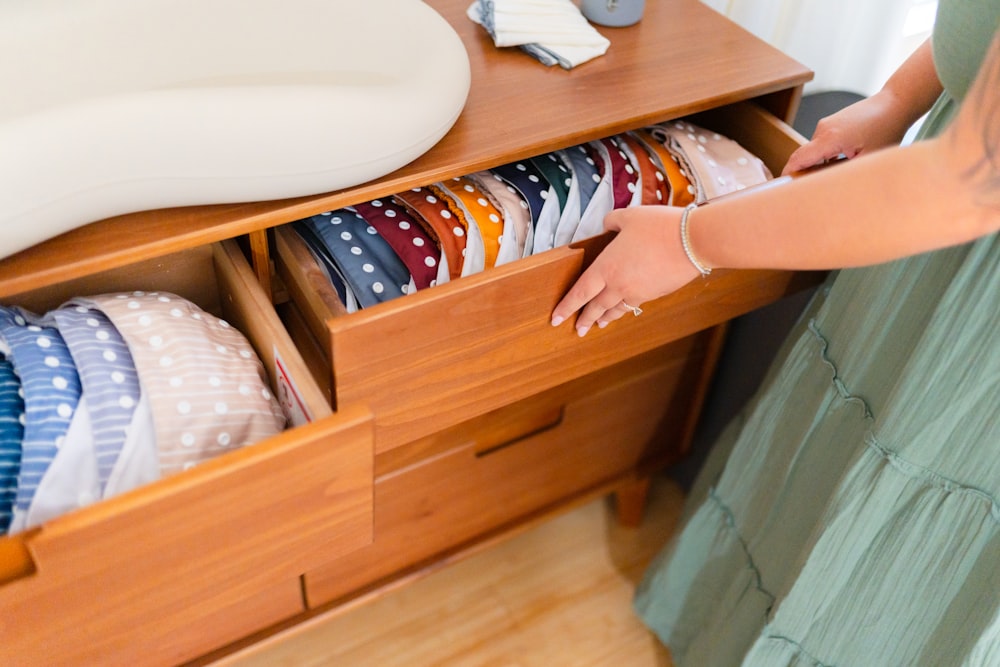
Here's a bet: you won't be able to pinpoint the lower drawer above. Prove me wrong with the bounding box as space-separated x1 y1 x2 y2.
0 241 374 666
303 339 706 607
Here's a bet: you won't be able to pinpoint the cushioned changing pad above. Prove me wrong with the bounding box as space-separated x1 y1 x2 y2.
0 0 471 258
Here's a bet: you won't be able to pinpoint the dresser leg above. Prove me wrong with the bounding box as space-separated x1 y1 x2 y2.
615 476 651 527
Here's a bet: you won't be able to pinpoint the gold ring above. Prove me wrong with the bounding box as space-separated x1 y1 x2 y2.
621 301 643 316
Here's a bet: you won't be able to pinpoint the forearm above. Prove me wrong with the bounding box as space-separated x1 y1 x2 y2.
782 40 944 175
875 39 944 131
551 27 999 335
691 137 992 271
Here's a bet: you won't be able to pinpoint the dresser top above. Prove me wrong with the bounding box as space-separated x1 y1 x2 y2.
0 0 810 297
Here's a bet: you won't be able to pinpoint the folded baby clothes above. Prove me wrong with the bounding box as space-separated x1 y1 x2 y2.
292 220 359 309
353 198 441 291
74 292 286 478
488 159 554 258
617 132 668 205
393 187 465 283
535 152 583 252
296 210 411 308
467 0 610 69
0 359 23 533
466 170 531 265
48 306 140 495
426 183 486 277
652 120 773 202
437 176 506 271
631 128 696 206
0 307 81 527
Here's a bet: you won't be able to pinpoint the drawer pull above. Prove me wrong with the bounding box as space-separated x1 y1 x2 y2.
474 406 565 458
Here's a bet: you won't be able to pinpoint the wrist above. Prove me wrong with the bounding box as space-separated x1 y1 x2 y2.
679 203 712 276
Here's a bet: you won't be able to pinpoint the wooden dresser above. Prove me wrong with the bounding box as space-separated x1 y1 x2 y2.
0 1 815 664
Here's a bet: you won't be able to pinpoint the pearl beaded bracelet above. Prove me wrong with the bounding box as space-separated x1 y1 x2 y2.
679 202 712 277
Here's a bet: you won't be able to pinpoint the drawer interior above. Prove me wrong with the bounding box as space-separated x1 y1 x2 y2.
0 240 374 666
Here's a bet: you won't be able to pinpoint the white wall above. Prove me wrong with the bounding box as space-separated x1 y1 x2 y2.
701 0 938 95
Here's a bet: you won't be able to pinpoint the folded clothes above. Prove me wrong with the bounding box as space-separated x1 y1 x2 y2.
467 0 610 69
287 118 774 309
648 120 773 202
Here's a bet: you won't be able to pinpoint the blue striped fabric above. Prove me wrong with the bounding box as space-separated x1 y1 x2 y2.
50 306 139 495
0 358 24 533
0 307 81 515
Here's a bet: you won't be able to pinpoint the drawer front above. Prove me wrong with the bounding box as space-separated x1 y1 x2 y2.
303 341 706 607
276 101 816 453
0 241 374 666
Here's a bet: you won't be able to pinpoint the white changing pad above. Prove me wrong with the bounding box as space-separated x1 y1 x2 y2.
0 0 471 258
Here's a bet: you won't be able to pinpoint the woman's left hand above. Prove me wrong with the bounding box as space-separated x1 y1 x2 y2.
551 205 702 336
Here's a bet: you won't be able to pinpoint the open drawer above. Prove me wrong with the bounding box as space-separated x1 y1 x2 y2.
0 240 373 666
274 100 821 454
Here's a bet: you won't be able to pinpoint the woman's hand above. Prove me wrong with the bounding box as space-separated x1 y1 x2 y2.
784 39 942 175
550 205 702 336
783 92 916 174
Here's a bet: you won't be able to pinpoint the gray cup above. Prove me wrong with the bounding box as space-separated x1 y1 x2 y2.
581 0 645 27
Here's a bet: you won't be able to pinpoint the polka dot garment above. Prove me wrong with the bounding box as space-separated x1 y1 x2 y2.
394 186 468 281
72 292 285 477
596 137 640 209
437 176 507 270
654 120 773 202
0 306 81 516
557 145 603 221
49 305 140 494
617 132 669 205
632 127 695 206
300 208 411 308
352 197 440 290
467 170 531 264
489 159 552 232
426 182 489 276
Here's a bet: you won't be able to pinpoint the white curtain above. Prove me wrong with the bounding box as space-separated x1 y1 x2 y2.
700 0 936 95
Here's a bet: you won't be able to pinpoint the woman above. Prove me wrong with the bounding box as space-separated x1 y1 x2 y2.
552 1 1000 664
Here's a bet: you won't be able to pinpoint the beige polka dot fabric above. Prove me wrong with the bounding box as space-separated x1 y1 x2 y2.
654 120 773 203
467 170 530 264
71 292 286 477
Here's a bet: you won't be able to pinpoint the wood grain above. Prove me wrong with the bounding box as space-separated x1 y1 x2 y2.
207 476 685 667
0 0 810 297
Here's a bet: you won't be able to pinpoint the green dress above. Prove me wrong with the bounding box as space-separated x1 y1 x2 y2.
633 2 1000 665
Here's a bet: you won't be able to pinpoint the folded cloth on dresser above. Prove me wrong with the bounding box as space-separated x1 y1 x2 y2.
466 0 610 69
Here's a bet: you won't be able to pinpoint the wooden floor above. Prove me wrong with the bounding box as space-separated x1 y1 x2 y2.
212 476 684 667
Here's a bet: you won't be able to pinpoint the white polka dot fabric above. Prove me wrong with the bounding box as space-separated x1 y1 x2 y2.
467 170 530 264
654 120 773 203
288 117 773 308
72 292 285 477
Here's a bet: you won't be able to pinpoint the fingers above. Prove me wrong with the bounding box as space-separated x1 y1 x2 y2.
575 290 635 337
551 206 668 336
550 265 605 328
782 141 840 176
602 207 628 233
551 263 640 337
